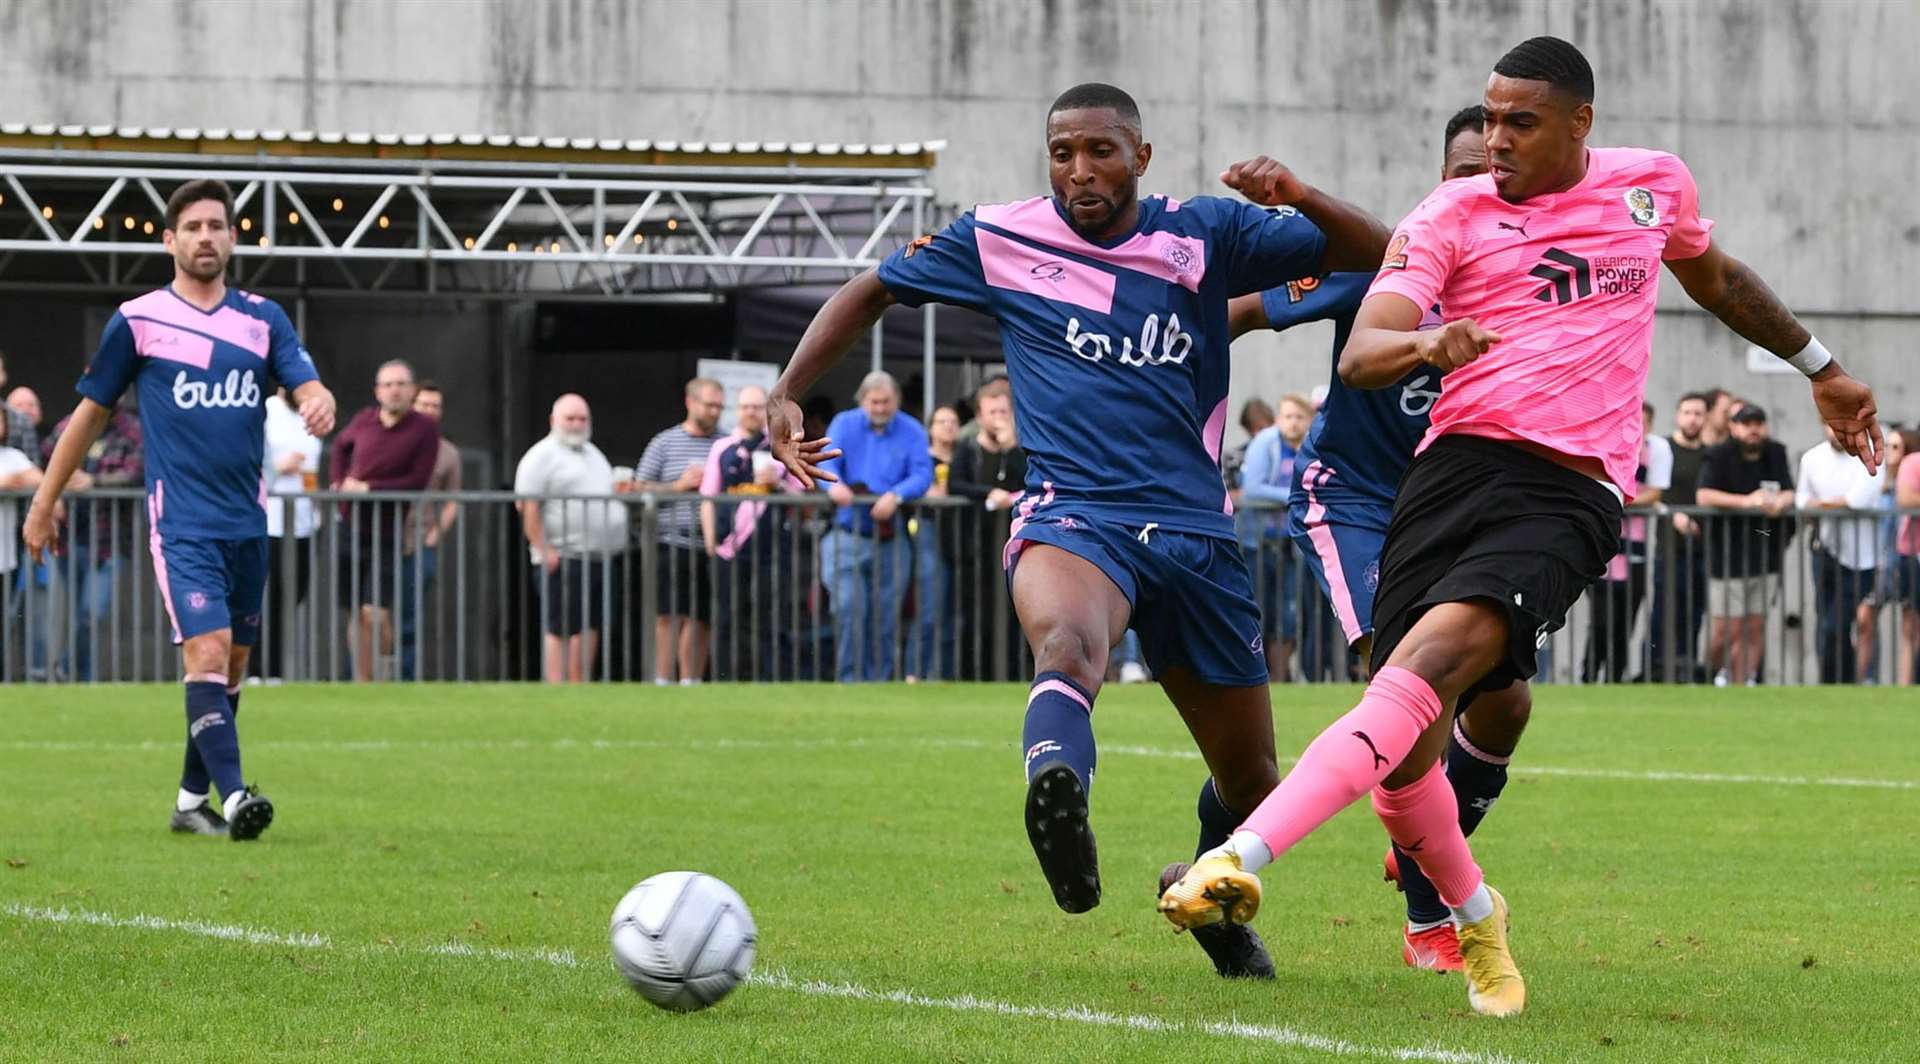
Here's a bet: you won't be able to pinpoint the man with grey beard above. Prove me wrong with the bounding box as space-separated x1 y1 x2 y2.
515 393 627 683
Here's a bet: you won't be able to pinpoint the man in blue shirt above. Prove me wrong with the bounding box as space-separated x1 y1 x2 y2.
817 371 932 682
767 82 1388 980
1235 393 1310 680
26 179 336 842
1217 106 1537 975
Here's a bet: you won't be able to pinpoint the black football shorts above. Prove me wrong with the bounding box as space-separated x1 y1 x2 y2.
1368 434 1622 693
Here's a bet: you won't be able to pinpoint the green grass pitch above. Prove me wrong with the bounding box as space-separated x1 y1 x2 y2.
2 682 1915 1062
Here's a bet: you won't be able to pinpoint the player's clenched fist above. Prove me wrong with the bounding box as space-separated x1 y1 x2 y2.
1415 319 1501 371
1219 156 1310 207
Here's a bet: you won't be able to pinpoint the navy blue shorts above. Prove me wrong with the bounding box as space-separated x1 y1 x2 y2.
150 533 268 645
1287 469 1393 650
1007 510 1268 688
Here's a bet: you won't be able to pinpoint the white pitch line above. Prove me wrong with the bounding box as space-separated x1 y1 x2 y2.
2 902 331 949
749 967 1527 1064
3 902 1526 1064
5 736 1915 791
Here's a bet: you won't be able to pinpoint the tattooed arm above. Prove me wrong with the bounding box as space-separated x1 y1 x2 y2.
1665 243 1809 355
1666 242 1883 472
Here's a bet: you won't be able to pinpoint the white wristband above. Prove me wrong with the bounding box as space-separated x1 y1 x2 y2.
1785 336 1834 377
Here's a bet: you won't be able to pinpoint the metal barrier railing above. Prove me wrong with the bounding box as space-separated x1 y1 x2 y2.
3 490 1917 686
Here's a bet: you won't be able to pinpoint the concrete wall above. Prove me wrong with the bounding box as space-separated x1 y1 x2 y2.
4 0 1915 451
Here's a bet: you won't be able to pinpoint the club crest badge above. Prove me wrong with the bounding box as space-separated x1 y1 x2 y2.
1160 240 1200 278
1624 186 1658 227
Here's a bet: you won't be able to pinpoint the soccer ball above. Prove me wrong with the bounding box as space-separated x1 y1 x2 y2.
609 871 757 1011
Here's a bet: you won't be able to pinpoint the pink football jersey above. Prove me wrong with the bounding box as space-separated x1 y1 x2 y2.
1367 147 1714 498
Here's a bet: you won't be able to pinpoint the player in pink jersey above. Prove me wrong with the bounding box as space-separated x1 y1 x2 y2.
1160 37 1883 1018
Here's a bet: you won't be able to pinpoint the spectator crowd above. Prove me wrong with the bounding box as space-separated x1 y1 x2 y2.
4 341 1919 688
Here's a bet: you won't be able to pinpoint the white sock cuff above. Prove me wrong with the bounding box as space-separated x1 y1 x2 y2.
1450 882 1495 925
176 789 209 812
1227 830 1273 873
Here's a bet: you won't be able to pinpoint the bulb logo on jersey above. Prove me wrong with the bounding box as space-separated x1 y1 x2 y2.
1064 313 1194 366
172 368 261 411
1399 372 1441 417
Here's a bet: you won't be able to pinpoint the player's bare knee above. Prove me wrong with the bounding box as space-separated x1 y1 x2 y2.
1216 766 1279 814
181 632 233 676
1030 623 1106 691
1465 683 1532 747
1389 602 1507 702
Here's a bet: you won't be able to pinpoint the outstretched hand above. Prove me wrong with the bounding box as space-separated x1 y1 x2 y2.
1219 156 1310 207
768 395 842 490
1810 369 1883 475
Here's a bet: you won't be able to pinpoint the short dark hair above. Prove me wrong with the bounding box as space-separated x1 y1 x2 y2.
1493 36 1595 104
1048 83 1142 134
1443 105 1486 160
416 379 443 397
976 374 1011 402
1677 391 1710 409
1703 387 1731 406
164 179 236 231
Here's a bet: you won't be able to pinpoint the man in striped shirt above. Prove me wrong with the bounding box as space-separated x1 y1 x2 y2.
636 377 724 684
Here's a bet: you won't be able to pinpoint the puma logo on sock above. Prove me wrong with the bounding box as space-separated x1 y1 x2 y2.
1351 730 1389 770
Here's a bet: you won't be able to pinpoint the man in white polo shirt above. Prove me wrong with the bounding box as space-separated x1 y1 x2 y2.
258 387 322 681
515 393 628 683
1797 423 1885 683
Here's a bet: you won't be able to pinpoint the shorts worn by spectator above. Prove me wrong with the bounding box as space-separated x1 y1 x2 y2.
515 393 628 683
636 376 725 683
1696 403 1794 685
329 359 440 681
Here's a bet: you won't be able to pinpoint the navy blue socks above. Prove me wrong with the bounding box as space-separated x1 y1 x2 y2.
185 681 245 802
1446 717 1511 837
1194 776 1240 860
179 686 242 798
1022 671 1096 791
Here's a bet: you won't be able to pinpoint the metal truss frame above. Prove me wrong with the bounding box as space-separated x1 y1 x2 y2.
0 159 936 300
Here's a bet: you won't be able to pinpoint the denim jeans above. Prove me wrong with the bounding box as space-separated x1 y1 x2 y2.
27 545 122 681
398 546 438 681
907 523 955 680
1645 538 1708 682
821 527 910 683
1811 549 1875 684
